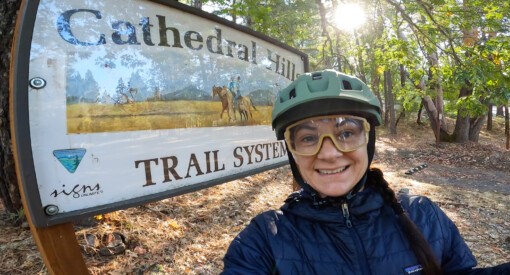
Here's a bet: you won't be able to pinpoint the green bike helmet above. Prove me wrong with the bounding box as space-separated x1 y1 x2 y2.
272 69 382 140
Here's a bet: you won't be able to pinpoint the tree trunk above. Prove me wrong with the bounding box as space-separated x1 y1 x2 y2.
421 96 451 141
469 116 486 142
354 31 367 83
395 110 405 127
453 86 473 143
0 0 23 215
454 114 470 142
427 52 446 126
231 0 237 23
384 70 396 134
383 75 389 124
370 67 384 121
487 103 493 131
506 104 509 150
497 105 504 116
191 0 202 9
417 103 424 125
417 66 451 141
453 0 483 143
395 64 406 127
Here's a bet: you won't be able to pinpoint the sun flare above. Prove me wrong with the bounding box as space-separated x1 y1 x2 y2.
334 3 367 32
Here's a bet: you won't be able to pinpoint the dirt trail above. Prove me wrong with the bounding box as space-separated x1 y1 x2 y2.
1 120 509 274
374 119 510 196
376 144 510 195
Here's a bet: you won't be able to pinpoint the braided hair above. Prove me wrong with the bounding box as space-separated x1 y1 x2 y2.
272 70 442 273
366 168 442 275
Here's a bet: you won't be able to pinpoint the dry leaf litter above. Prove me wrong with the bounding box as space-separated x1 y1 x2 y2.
1 119 509 274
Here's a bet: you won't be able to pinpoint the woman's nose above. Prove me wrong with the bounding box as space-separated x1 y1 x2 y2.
317 137 342 159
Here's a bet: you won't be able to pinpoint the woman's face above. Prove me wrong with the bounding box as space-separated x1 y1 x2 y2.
287 116 369 197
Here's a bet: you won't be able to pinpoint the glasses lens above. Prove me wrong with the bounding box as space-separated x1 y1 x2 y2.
286 116 368 155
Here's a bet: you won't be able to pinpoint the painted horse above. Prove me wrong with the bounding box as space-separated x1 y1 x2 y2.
237 96 257 121
212 85 235 121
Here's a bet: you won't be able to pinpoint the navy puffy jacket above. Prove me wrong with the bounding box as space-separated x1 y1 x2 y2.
223 186 479 274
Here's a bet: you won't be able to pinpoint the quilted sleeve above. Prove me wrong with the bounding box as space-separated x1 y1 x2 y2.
450 262 510 275
424 197 478 272
400 195 478 272
222 212 276 275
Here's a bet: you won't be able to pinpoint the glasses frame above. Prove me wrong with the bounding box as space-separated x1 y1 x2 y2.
284 115 370 156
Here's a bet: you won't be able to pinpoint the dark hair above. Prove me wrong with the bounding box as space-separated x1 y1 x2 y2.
367 168 442 275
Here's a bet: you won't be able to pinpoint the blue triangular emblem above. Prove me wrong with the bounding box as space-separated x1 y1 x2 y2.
53 149 86 173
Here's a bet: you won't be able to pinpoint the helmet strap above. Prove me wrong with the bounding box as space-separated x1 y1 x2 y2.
286 143 306 187
367 127 376 166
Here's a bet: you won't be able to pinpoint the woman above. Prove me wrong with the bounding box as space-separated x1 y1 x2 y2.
222 70 509 274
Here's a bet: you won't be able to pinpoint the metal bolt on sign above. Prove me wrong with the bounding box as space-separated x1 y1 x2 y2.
44 205 59 216
29 77 46 89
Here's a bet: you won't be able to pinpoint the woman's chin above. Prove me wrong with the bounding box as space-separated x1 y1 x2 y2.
313 182 354 198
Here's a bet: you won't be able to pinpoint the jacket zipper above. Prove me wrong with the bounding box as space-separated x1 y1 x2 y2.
341 201 372 275
341 202 353 228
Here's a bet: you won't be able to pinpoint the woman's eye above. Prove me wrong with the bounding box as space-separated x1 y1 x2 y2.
299 135 318 144
338 131 354 140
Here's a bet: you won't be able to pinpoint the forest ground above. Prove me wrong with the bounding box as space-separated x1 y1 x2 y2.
1 116 509 274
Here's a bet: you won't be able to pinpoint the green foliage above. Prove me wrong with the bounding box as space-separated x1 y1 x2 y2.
197 0 510 138
456 95 488 118
203 0 319 49
394 82 423 112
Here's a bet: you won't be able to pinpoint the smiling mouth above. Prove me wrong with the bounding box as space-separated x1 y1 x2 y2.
317 166 349 175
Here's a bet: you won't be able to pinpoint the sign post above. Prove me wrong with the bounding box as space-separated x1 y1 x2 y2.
10 0 308 273
11 1 89 273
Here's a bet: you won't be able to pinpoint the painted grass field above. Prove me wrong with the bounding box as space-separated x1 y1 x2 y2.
66 101 273 133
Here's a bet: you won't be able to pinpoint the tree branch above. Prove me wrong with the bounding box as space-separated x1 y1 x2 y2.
415 0 463 64
384 0 463 65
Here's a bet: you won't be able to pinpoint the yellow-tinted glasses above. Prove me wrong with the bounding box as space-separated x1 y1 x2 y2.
284 115 370 156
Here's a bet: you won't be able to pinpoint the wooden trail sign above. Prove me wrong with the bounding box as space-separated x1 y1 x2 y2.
10 0 308 273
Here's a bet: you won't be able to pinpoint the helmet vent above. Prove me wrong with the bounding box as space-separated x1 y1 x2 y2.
289 88 296 99
311 72 322 80
342 80 353 90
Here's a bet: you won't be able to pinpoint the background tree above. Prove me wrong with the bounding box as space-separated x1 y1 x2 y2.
1 0 509 218
0 0 22 220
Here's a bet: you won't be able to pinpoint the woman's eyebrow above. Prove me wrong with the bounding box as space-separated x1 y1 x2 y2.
294 124 317 132
335 119 361 127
